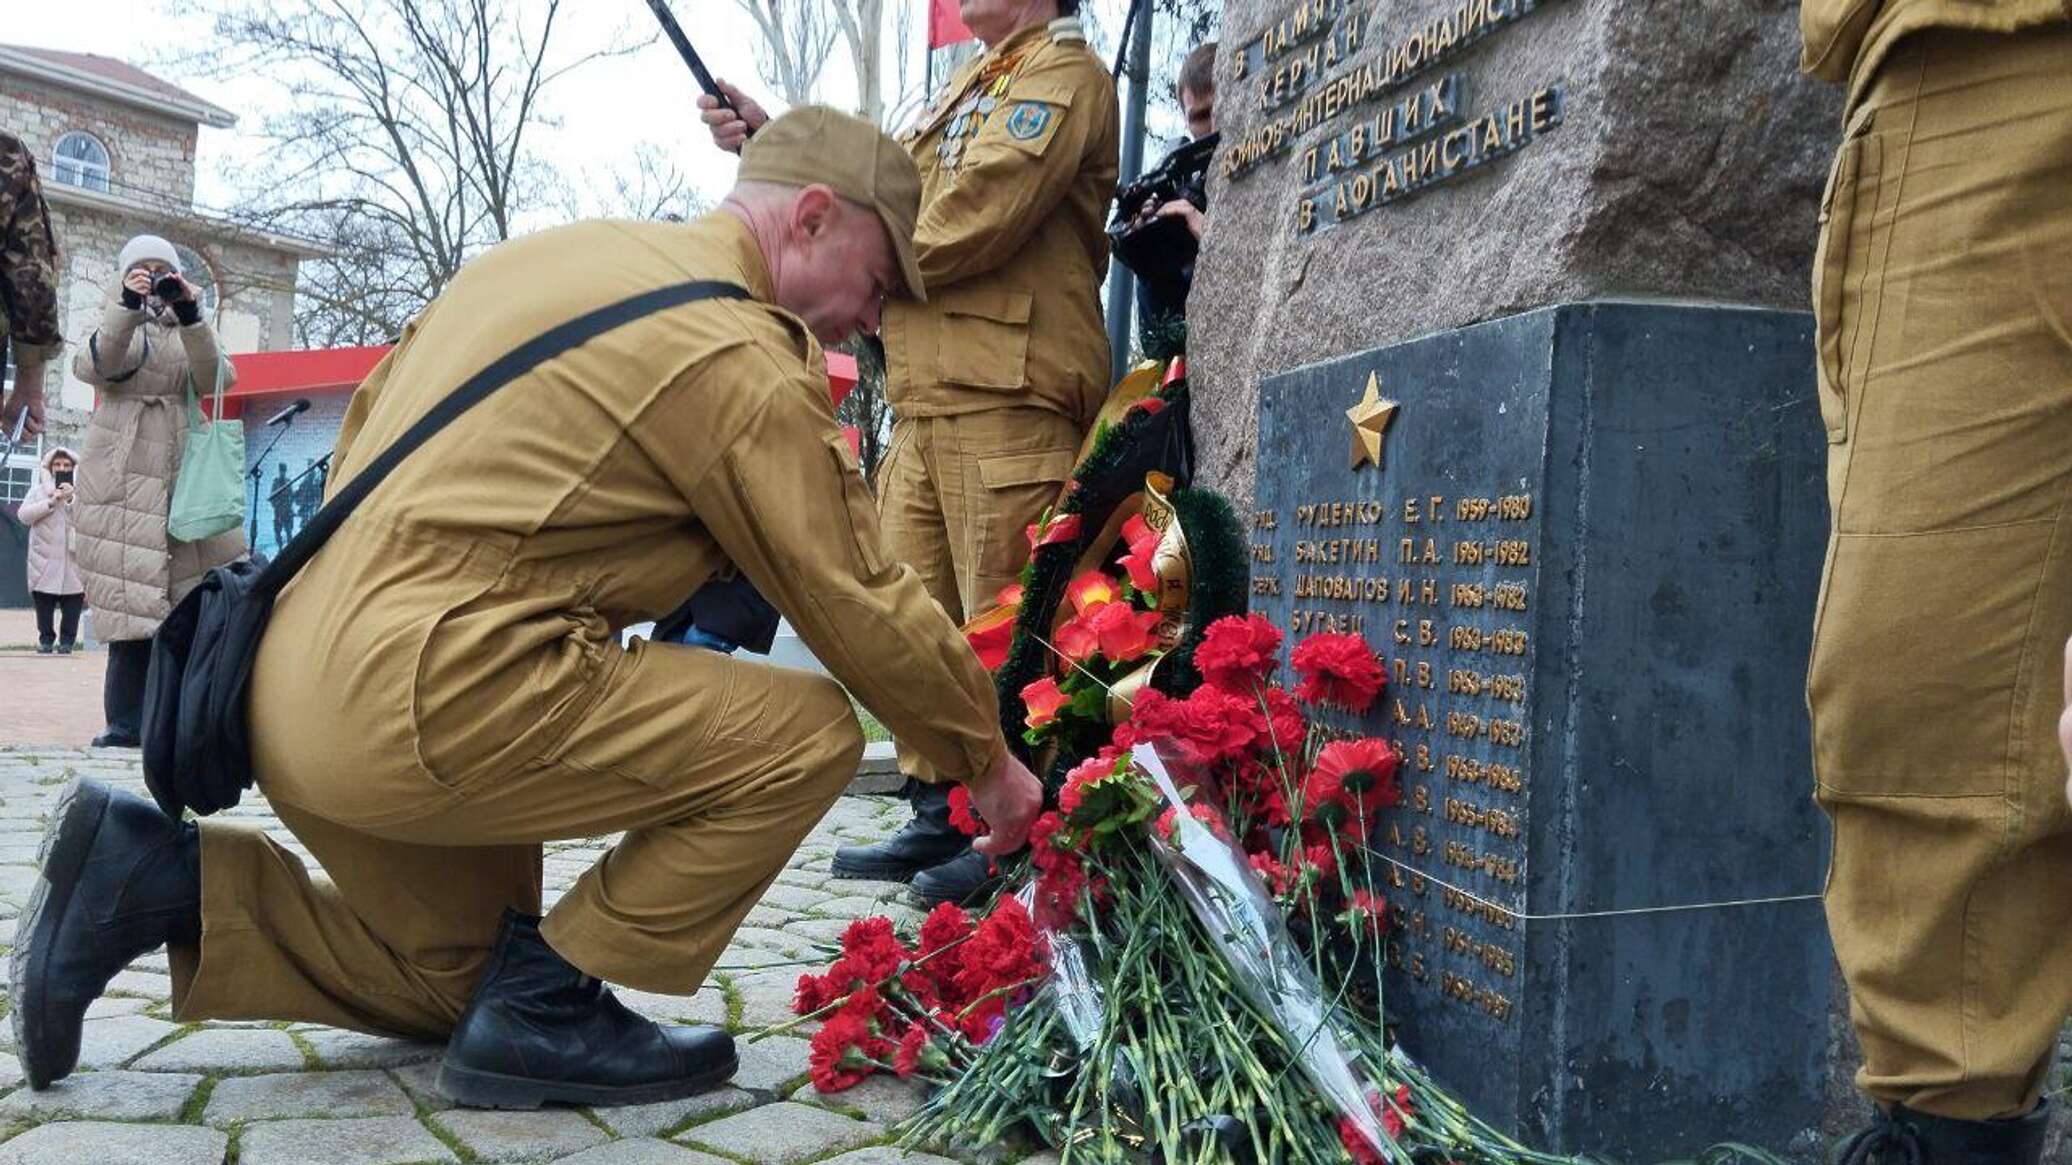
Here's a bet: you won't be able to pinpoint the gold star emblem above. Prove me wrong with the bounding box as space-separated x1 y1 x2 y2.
1346 371 1399 470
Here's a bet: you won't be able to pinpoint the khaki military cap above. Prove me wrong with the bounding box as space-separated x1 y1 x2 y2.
739 106 926 301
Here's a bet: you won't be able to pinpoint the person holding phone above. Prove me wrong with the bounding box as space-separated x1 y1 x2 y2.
17 445 84 654
70 235 246 746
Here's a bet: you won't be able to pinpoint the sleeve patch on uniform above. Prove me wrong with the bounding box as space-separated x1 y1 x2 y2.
1003 101 1056 141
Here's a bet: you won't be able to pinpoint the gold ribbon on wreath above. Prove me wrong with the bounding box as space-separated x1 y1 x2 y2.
1100 473 1192 724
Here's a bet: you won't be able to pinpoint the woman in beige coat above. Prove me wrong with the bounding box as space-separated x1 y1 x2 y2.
17 445 85 653
72 235 245 747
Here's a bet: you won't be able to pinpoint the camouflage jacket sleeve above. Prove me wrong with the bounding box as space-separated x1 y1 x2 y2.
0 134 63 363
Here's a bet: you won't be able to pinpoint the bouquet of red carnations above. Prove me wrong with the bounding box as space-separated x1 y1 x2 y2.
776 613 1587 1164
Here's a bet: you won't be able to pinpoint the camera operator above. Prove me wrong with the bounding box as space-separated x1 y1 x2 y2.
71 236 246 748
1115 41 1217 352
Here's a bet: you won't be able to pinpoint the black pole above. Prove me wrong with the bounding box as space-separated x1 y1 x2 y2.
1105 0 1154 386
246 421 294 549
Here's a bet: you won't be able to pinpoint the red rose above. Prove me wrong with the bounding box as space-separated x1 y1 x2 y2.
1290 632 1387 713
1021 675 1069 730
1027 512 1083 553
1054 609 1101 663
1065 569 1122 613
963 605 1018 671
1130 395 1166 417
1195 614 1283 692
1116 513 1162 592
1088 601 1161 663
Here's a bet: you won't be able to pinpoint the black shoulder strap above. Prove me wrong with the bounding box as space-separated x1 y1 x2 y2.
256 279 751 594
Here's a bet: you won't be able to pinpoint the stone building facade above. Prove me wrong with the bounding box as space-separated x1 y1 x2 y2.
0 44 320 471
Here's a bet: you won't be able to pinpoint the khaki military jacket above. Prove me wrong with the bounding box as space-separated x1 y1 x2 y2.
881 17 1119 428
1 132 62 366
248 214 1005 803
1802 0 2071 99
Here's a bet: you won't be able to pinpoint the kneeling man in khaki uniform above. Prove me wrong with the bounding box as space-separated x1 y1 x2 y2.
10 108 1042 1108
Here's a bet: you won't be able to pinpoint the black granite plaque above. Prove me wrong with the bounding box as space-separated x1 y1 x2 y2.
1252 302 1833 1158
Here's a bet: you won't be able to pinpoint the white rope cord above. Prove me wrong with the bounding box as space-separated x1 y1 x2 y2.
1368 850 1820 923
1021 623 1824 924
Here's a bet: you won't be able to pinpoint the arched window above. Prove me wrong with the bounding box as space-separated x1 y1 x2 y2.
172 243 219 314
52 132 111 193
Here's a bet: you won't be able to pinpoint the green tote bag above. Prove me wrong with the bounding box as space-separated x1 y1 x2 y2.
167 353 246 542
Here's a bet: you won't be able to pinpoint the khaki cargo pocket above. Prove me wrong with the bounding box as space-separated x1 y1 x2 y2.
829 433 887 574
937 286 1032 392
1808 521 2050 799
1813 109 1880 445
973 445 1075 598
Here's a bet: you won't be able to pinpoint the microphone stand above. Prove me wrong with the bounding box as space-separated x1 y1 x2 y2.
247 414 297 548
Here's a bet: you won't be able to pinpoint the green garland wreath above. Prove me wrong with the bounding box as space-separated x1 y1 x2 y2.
991 376 1249 792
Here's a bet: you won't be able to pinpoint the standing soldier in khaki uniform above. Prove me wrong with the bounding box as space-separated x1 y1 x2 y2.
0 131 63 440
702 0 1119 907
11 109 1043 1108
1801 3 2071 1161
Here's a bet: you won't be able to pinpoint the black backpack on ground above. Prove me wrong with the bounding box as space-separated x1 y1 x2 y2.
141 280 750 819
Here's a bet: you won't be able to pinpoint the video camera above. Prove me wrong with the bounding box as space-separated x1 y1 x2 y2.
1107 131 1219 307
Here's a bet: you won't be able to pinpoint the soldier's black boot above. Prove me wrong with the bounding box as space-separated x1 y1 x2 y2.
909 849 1008 909
1834 1099 2049 1165
437 911 736 1109
12 779 200 1089
830 780 970 882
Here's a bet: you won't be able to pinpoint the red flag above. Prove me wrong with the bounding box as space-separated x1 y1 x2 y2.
928 0 974 48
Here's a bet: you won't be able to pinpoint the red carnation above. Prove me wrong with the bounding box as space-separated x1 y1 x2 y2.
807 1011 877 1092
1195 614 1283 692
1340 889 1388 938
917 902 972 986
1153 802 1231 846
793 972 831 1016
947 785 985 836
1339 1114 1387 1163
837 917 908 983
952 897 1045 1006
1249 851 1297 896
1384 1083 1413 1139
1291 633 1387 712
1300 764 1350 829
1314 738 1401 817
1262 686 1308 759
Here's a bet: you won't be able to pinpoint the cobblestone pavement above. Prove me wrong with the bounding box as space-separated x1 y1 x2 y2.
0 746 1044 1165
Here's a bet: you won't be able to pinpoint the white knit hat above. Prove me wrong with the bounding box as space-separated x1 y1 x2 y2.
116 234 181 275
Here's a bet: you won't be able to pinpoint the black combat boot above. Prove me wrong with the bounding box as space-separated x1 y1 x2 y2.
1835 1099 2049 1165
12 779 200 1089
909 849 1007 909
436 911 736 1109
830 780 970 882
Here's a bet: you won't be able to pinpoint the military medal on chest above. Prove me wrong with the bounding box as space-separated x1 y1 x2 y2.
920 45 1030 181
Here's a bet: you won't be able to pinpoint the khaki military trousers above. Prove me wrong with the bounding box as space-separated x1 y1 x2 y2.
165 641 864 1040
876 406 1080 780
1808 25 2072 1121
